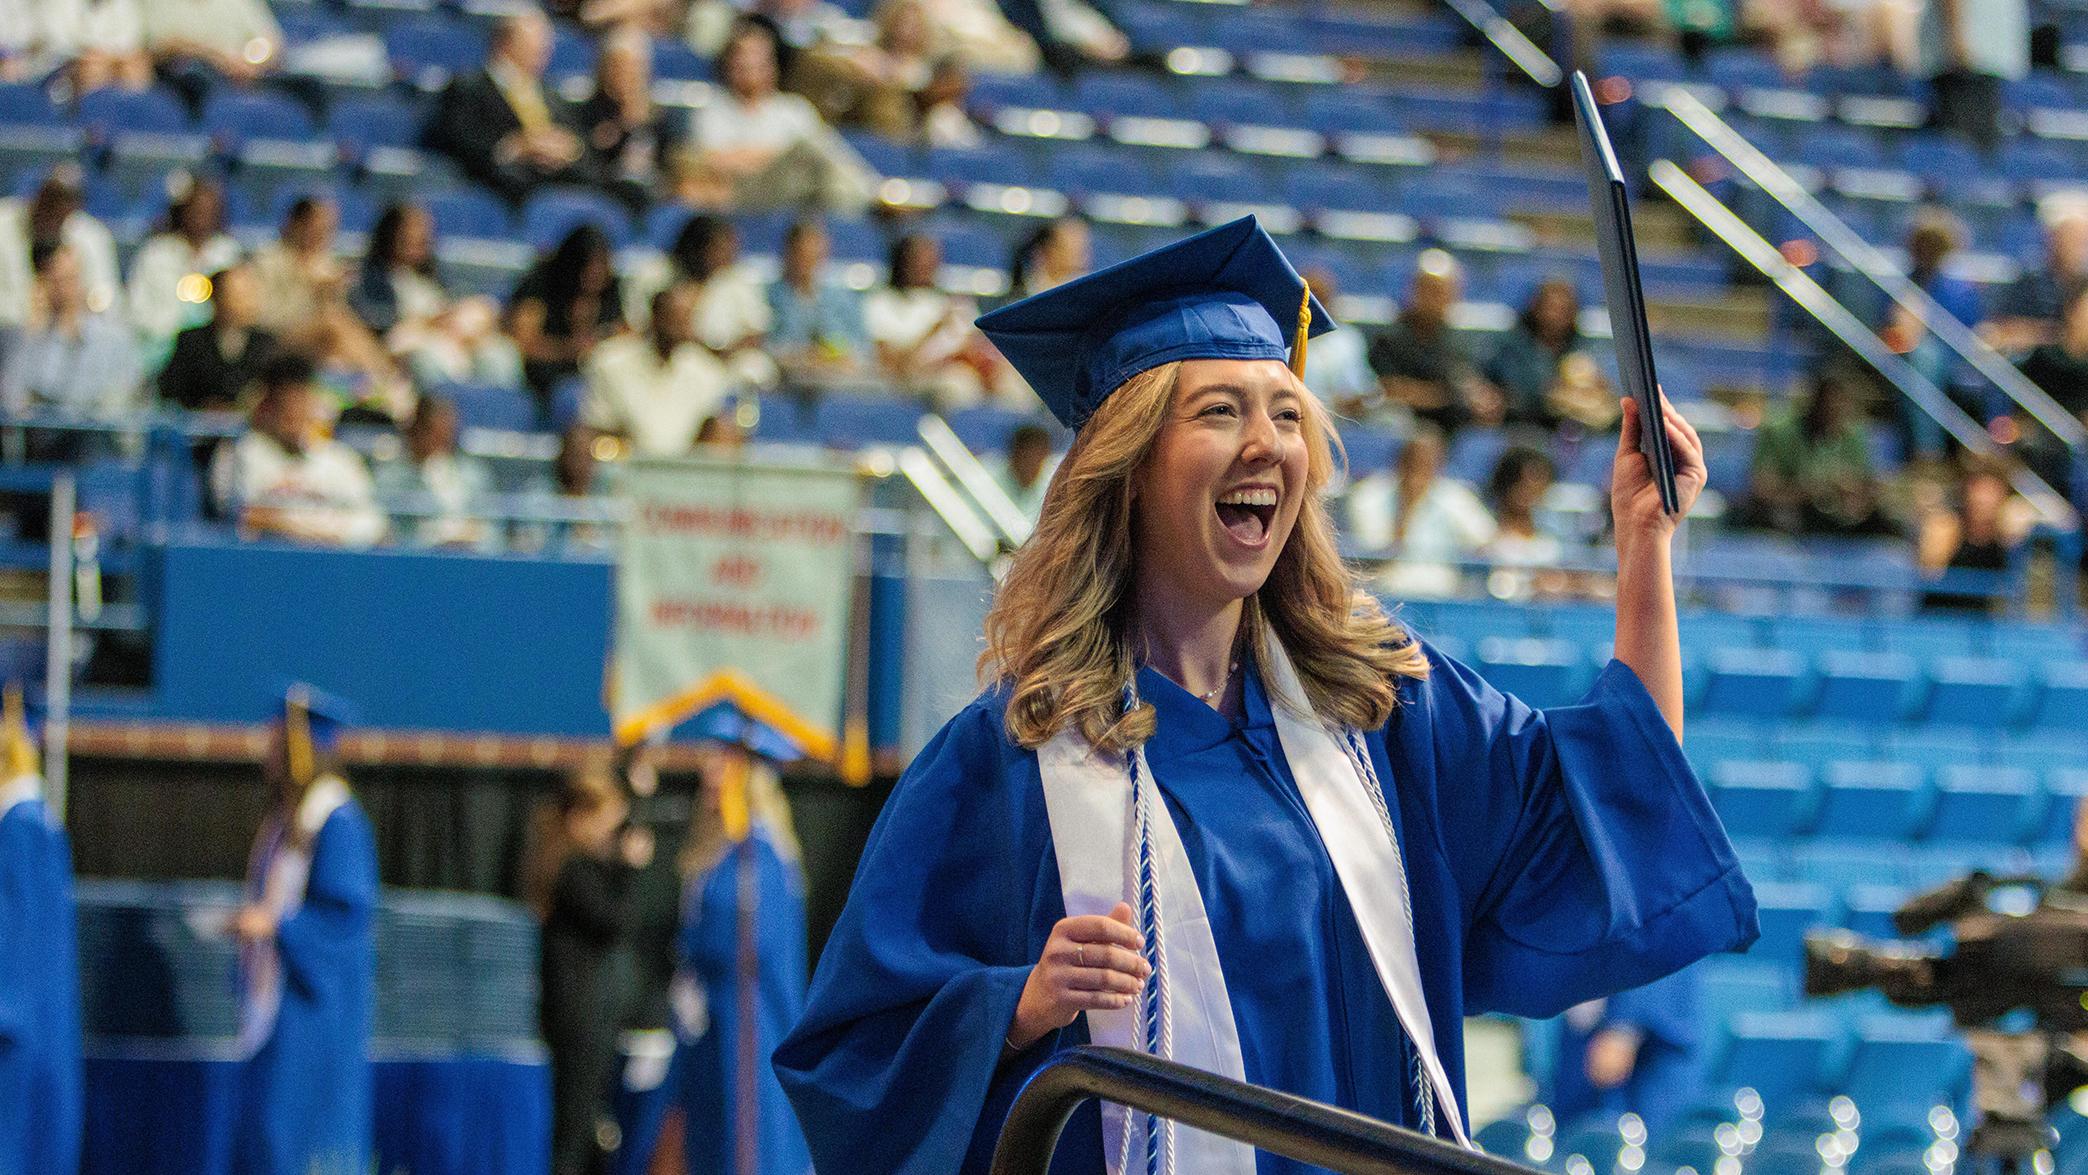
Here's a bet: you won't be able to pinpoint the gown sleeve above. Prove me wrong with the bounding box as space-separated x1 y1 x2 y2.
1399 646 1758 1018
0 812 29 1049
275 806 379 1002
772 698 1055 1175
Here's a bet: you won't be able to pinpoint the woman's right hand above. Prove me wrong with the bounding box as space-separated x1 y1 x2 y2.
1007 902 1151 1051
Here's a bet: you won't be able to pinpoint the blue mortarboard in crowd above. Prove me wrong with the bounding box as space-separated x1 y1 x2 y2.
976 216 1336 430
276 683 359 784
681 694 808 766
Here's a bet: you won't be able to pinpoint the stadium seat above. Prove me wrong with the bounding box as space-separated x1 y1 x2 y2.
76 86 192 136
1699 956 1797 1016
1699 648 1810 719
1811 651 1921 724
326 94 427 152
1814 762 1926 838
1839 1017 1969 1115
384 17 489 82
201 90 316 144
1687 718 1768 771
0 83 60 127
442 383 536 434
1790 838 1911 890
1472 637 1584 709
1709 761 1813 838
813 394 927 447
1921 656 2026 726
1748 881 1835 965
1925 765 2035 843
1840 884 1907 939
2028 662 2088 730
520 186 633 251
1713 1011 1839 1104
422 189 514 241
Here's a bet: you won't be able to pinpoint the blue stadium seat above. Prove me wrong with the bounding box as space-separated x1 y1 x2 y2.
1710 761 1813 838
1839 1017 1969 1114
1926 765 2035 843
2028 662 2088 730
1686 718 1768 770
1814 762 1925 839
1811 651 1920 724
813 394 926 447
2033 768 2088 848
1790 838 1910 891
441 383 536 434
1071 73 1181 121
1841 884 1907 939
927 145 1042 190
1700 957 1797 1016
1880 727 1986 773
1922 657 2026 727
423 189 514 241
0 83 60 127
385 17 489 82
1335 425 1400 479
1749 881 1834 965
520 186 632 250
1472 637 1583 709
1700 648 1810 719
200 90 315 143
1300 89 1403 135
76 86 192 136
1713 1010 1839 1104
327 94 427 152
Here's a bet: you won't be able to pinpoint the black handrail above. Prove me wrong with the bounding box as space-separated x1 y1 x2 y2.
989 1046 1538 1175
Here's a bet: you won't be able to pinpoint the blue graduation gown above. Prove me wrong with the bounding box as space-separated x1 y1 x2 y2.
1541 967 1705 1136
0 795 81 1175
775 643 1759 1174
677 829 815 1175
234 801 378 1175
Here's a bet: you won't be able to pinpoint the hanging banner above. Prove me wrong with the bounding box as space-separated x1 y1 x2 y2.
611 457 860 755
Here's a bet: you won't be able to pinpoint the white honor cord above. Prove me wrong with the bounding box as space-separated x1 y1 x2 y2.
1124 716 1176 1175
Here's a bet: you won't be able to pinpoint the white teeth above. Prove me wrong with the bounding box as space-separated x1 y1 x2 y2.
1217 488 1278 507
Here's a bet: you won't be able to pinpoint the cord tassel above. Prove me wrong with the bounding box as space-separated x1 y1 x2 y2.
1289 282 1312 378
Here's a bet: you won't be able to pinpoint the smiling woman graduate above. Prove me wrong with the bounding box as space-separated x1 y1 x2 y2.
773 217 1760 1175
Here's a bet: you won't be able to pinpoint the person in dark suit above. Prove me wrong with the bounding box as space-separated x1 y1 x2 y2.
157 262 278 412
427 7 592 203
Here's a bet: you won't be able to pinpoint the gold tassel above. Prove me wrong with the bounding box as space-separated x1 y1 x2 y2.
720 750 752 843
286 686 314 788
3 683 36 780
1290 282 1312 378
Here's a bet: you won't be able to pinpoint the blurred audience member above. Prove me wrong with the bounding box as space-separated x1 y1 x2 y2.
995 0 1129 70
1885 211 1982 459
1543 970 1704 1139
694 410 748 451
2015 283 2088 424
532 767 653 1175
680 20 876 213
0 167 119 329
373 395 493 549
125 174 242 358
1346 425 1494 598
1736 368 1895 538
43 0 152 92
767 217 871 381
158 262 276 411
579 28 685 209
1986 194 2088 352
1364 250 1502 436
216 353 385 547
1919 457 2032 613
583 283 734 457
686 0 865 57
866 232 1006 407
351 202 521 389
250 195 407 423
786 0 976 145
1295 267 1373 408
1480 444 1563 568
1009 215 1090 299
140 0 281 101
431 8 590 202
1 241 141 419
907 0 1041 72
518 426 615 552
1486 278 1614 431
510 224 625 422
661 215 777 389
1918 0 2026 152
994 422 1055 521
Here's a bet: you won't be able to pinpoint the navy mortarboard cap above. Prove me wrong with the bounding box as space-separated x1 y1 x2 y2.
976 216 1336 430
276 683 359 784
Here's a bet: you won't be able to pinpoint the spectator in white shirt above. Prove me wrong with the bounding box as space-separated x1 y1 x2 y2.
216 353 386 547
864 231 1009 407
626 214 777 388
140 0 281 99
40 0 151 91
0 167 120 330
2 240 141 419
373 395 494 549
1345 425 1494 599
350 201 521 389
680 18 876 213
582 283 735 457
126 174 243 359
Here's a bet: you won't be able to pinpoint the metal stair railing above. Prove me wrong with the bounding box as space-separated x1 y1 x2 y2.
990 1046 1540 1175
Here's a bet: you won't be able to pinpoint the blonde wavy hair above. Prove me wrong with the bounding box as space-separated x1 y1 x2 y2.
982 361 1428 752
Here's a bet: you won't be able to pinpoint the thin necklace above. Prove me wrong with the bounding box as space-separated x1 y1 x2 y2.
1197 660 1241 703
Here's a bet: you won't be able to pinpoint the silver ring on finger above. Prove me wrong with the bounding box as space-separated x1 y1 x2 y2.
1076 944 1087 968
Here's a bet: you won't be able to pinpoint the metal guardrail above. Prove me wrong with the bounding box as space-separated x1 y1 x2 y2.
990 1046 1535 1175
1650 84 2088 456
1437 0 1565 89
1649 158 2080 534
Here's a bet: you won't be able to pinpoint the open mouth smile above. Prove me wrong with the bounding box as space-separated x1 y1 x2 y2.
1215 486 1279 548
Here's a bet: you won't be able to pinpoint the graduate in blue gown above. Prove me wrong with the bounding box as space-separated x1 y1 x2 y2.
1540 967 1705 1137
231 687 377 1175
774 217 1761 1175
670 701 814 1175
0 686 81 1175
